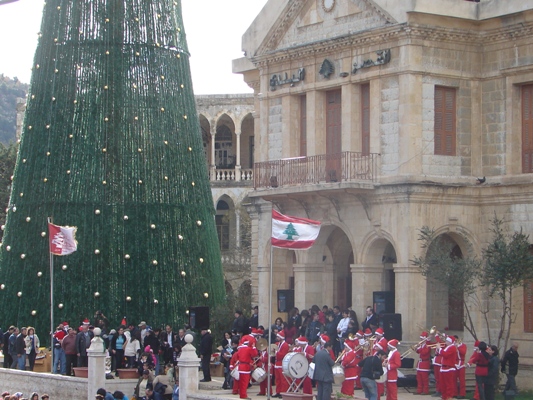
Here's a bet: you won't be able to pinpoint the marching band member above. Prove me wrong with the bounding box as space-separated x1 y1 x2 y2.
415 331 431 395
385 339 401 400
354 330 365 389
431 333 444 397
234 335 258 399
467 341 481 400
257 331 273 396
363 329 373 358
317 334 335 360
373 337 388 399
455 336 467 399
294 336 314 394
340 337 358 396
440 336 458 400
374 327 385 341
274 331 290 398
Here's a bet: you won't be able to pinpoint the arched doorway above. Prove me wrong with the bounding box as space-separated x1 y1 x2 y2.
326 227 353 309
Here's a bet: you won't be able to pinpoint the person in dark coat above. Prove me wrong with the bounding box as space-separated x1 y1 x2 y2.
501 342 519 393
361 306 379 332
199 328 213 382
232 310 246 335
313 340 335 400
358 350 387 400
76 323 94 367
3 326 15 368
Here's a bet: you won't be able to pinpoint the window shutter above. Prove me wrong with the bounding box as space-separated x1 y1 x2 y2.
522 85 533 173
361 83 370 155
300 95 307 157
435 86 456 156
525 281 533 332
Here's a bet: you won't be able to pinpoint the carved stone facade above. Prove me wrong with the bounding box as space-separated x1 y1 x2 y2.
234 0 533 376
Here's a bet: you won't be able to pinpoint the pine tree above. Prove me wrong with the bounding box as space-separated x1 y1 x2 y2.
0 0 225 341
283 223 299 240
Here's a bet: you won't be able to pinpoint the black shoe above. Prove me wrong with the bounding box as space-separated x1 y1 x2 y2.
200 379 211 382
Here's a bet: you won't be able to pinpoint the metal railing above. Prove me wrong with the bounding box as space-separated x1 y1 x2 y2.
253 151 378 189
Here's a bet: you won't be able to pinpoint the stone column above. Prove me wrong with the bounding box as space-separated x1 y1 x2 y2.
210 126 216 180
293 264 327 309
178 334 201 400
235 130 242 181
87 328 106 400
393 263 425 341
351 264 383 310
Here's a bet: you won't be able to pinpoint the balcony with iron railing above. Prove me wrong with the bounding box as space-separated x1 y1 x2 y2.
253 151 379 190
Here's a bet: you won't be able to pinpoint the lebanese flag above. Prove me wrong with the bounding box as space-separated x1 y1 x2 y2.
48 223 78 255
271 210 321 249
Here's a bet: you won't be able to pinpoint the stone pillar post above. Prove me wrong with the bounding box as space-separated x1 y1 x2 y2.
351 264 383 310
178 334 201 400
393 263 425 341
235 130 242 181
293 264 327 309
210 126 216 180
87 328 106 400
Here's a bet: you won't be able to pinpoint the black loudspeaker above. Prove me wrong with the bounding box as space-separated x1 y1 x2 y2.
373 291 395 314
189 306 210 330
381 313 402 341
277 290 294 313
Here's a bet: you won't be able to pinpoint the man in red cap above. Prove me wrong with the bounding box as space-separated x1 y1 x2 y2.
340 337 358 396
440 336 458 400
454 336 467 399
354 331 365 389
431 334 444 397
415 331 431 395
373 337 388 399
274 331 289 397
294 336 314 394
317 334 335 360
384 339 401 400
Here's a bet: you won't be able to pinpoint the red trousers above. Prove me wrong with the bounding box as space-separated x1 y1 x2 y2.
440 369 456 400
301 376 312 394
275 367 289 394
259 374 273 395
232 374 239 394
386 381 397 400
239 371 251 399
341 378 355 396
377 382 385 398
456 367 466 397
434 365 441 393
416 370 430 394
473 383 479 400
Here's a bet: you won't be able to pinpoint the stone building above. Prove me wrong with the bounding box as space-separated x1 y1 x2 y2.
233 0 533 372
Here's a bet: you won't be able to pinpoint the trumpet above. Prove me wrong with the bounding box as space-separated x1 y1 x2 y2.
335 349 346 363
428 342 444 348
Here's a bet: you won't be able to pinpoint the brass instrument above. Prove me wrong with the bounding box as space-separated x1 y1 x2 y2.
455 337 463 345
428 342 444 348
335 349 346 363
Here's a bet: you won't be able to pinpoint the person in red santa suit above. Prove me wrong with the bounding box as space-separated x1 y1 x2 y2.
274 331 290 398
430 333 444 397
234 335 258 399
340 337 358 396
454 335 467 399
439 336 458 400
255 329 273 396
467 341 481 400
373 337 388 399
415 331 431 395
229 343 240 395
316 334 335 360
354 330 365 389
293 336 314 394
384 339 401 400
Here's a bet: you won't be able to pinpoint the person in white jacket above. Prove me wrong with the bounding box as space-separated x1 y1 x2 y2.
25 326 40 371
124 330 141 368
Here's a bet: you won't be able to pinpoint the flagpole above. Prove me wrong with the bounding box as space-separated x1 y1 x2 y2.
48 217 54 373
267 241 273 400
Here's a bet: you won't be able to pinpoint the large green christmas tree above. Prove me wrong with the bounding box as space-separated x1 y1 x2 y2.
0 0 225 340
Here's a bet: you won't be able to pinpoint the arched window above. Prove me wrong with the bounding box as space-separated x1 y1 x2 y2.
216 200 230 251
215 125 234 168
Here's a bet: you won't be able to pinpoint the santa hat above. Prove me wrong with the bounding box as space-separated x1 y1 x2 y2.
251 328 259 336
375 338 388 350
276 331 285 339
256 328 264 336
356 330 364 337
388 339 399 349
62 321 69 327
121 317 127 326
296 336 308 344
344 338 356 350
364 328 372 336
82 318 90 325
446 336 455 344
375 328 384 336
474 340 480 348
420 331 428 339
320 334 330 344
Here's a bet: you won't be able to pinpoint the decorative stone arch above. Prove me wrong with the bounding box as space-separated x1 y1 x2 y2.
198 113 212 164
240 112 255 169
424 225 479 333
354 231 398 316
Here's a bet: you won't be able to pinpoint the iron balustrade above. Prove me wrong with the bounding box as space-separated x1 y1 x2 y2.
253 151 378 189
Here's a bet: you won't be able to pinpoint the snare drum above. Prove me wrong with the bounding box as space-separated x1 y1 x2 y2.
282 352 309 379
252 367 267 383
230 367 240 380
307 362 315 379
332 363 345 384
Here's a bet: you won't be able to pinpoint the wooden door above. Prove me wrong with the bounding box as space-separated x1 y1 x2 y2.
522 84 533 173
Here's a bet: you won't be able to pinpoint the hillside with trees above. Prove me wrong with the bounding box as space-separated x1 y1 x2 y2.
0 74 29 144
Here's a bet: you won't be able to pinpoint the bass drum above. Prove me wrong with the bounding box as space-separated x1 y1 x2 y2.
376 367 388 383
252 367 267 383
307 362 315 379
332 363 345 384
282 352 309 379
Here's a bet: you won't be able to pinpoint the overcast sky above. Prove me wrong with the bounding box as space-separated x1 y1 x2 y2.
0 0 268 94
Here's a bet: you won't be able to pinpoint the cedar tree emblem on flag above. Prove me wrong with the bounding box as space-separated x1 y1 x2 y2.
48 223 78 256
271 210 321 250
